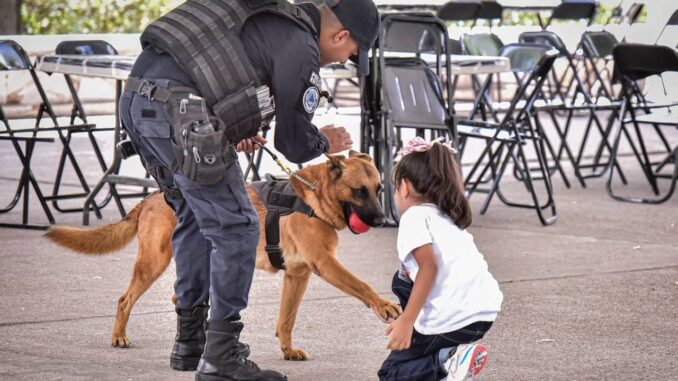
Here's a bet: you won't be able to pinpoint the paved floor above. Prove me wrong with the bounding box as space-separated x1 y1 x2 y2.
1 111 677 380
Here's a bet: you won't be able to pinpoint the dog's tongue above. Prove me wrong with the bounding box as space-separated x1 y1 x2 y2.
348 211 370 234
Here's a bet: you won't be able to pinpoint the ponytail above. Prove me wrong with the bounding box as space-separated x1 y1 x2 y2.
394 142 472 229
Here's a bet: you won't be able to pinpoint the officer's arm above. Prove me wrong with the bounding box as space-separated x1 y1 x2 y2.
270 36 329 164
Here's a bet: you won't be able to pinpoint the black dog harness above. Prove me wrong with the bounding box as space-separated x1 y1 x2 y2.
251 174 315 270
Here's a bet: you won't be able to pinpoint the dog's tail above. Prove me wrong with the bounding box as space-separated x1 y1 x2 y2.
45 200 143 256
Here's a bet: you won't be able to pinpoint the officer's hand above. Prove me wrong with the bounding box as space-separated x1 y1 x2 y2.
236 135 267 153
320 124 353 154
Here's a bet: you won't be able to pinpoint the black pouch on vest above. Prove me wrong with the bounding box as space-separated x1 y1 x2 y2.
172 117 232 185
213 86 262 144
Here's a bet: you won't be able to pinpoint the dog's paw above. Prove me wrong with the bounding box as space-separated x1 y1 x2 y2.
111 336 130 348
372 299 402 323
282 347 309 361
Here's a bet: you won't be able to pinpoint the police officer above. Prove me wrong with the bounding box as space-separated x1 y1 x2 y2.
119 0 380 380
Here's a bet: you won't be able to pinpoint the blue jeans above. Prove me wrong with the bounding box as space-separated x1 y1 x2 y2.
119 80 259 321
377 272 493 381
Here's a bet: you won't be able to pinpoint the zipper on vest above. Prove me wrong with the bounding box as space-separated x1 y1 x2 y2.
181 129 188 156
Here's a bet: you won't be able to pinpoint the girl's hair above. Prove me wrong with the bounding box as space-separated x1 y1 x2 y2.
394 142 472 229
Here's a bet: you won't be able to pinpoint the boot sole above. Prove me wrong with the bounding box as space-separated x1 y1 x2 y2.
195 373 287 381
170 354 200 371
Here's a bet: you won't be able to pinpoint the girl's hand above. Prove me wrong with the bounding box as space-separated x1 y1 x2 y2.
385 316 414 351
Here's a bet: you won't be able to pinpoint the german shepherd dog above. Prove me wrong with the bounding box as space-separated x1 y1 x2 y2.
46 151 402 360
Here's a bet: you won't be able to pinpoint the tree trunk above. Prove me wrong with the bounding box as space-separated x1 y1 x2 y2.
0 0 22 35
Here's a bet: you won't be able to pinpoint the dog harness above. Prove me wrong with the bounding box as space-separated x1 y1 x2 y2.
251 174 316 270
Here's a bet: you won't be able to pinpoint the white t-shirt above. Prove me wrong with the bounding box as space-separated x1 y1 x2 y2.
397 204 503 335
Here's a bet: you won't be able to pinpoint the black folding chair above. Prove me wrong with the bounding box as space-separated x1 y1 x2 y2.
475 1 503 28
605 2 644 26
462 33 505 121
544 0 597 29
533 30 626 189
0 41 58 229
362 13 455 223
655 9 678 48
581 31 618 100
519 31 590 104
457 44 560 225
46 40 126 216
606 44 678 204
437 1 482 25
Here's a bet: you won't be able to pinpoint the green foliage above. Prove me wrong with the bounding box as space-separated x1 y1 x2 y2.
21 0 182 34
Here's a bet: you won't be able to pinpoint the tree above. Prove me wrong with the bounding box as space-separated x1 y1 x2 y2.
0 0 22 34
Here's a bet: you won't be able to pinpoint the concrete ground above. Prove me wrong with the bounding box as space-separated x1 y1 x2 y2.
0 110 677 381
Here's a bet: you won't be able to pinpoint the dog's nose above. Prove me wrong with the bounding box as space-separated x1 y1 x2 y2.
373 215 386 227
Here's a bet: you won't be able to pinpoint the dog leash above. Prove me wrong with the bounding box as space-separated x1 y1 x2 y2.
244 143 318 191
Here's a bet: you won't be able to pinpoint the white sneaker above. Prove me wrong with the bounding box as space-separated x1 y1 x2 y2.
443 344 488 381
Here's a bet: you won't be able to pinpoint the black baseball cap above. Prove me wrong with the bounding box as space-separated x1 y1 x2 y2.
326 0 380 75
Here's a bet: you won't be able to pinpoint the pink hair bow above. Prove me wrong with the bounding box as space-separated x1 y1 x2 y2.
398 136 458 156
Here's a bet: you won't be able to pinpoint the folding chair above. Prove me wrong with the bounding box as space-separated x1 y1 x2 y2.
49 40 124 215
461 33 505 120
0 40 112 221
581 31 618 100
457 44 560 225
605 2 644 26
0 41 57 229
606 44 678 204
437 1 482 25
655 9 678 48
544 0 597 29
535 30 625 188
475 1 503 28
362 13 455 223
519 31 590 104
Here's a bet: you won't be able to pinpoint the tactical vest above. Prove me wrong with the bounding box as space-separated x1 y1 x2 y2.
251 175 315 270
140 0 317 143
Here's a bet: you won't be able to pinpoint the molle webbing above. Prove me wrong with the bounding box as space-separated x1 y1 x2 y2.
140 0 316 107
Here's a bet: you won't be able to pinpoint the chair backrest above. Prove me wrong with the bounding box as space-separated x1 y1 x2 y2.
462 33 504 57
382 59 448 129
500 46 559 124
624 3 644 25
437 1 482 22
581 31 619 59
476 1 503 23
448 38 463 55
55 40 118 55
667 8 678 26
546 0 598 27
0 40 32 71
613 43 678 83
381 16 447 54
519 31 568 56
656 9 678 47
500 43 554 74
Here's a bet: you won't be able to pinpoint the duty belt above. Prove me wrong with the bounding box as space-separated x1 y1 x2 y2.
125 77 199 103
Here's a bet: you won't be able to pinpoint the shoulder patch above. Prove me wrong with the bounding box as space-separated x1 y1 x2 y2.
302 86 320 114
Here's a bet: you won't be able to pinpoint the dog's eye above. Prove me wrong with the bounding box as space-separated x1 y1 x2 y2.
352 186 369 200
376 183 383 196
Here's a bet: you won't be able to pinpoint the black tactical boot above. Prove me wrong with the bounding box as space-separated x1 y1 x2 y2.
171 304 251 371
170 302 209 371
195 320 286 381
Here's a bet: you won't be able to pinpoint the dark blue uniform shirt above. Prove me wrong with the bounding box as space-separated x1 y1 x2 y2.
132 3 328 164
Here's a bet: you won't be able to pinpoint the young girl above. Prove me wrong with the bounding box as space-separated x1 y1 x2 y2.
376 137 503 381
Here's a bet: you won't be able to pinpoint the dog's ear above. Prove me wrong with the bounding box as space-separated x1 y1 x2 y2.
348 150 373 163
325 154 345 180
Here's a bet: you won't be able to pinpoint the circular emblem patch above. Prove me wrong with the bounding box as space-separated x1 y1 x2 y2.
302 86 320 114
